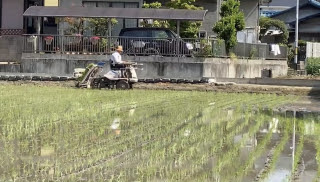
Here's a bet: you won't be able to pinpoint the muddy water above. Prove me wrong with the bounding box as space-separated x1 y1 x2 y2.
298 139 318 182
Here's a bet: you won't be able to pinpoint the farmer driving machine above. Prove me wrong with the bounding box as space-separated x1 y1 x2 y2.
75 61 141 90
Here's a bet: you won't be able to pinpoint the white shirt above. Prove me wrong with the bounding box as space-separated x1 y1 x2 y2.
110 52 123 65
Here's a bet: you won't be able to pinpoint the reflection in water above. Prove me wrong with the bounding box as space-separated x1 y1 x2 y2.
129 104 137 117
184 129 191 137
227 109 234 120
304 120 315 135
260 118 280 134
110 118 121 130
111 118 121 135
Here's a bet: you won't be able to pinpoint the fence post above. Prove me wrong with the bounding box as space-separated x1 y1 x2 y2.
37 17 42 53
108 19 112 54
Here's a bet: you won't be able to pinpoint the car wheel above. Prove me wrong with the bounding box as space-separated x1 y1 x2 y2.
116 80 130 90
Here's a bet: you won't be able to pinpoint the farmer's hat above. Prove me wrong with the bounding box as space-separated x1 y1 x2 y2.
116 46 123 52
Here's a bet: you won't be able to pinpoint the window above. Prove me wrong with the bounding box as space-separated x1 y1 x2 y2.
44 0 58 6
82 1 139 36
122 30 150 37
153 30 170 39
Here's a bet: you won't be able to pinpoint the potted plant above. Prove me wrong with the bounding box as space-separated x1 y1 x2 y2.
44 36 54 45
90 36 100 45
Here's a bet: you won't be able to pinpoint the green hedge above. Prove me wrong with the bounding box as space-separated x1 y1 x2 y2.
306 58 320 75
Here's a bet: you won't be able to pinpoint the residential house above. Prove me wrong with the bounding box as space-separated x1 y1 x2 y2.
260 0 296 17
0 0 58 62
271 0 320 42
145 0 260 43
0 0 142 61
59 0 143 36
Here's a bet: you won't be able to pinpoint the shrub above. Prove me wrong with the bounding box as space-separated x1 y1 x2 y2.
213 0 245 53
259 17 289 44
195 40 213 57
306 58 320 75
249 48 257 59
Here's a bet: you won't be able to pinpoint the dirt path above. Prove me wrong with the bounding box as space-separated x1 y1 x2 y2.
133 83 320 96
134 83 320 114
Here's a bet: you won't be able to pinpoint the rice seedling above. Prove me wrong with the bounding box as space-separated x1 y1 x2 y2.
0 85 315 181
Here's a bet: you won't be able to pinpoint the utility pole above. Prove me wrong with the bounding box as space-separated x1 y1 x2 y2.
294 0 299 65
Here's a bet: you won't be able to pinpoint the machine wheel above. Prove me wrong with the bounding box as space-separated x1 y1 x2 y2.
116 80 130 90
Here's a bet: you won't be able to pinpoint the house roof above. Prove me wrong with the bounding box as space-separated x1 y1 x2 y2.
270 0 320 32
271 0 320 20
23 6 208 21
268 0 300 7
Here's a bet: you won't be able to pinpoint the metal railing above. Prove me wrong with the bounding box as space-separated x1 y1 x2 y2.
22 34 287 60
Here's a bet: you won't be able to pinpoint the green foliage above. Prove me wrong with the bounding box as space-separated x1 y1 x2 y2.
306 58 320 75
298 40 307 46
141 2 170 28
87 18 118 36
166 0 203 38
213 0 245 52
194 40 213 57
78 63 96 81
143 1 162 9
249 47 257 59
63 17 118 36
64 17 87 35
142 0 203 38
259 17 289 44
229 52 238 60
287 45 295 63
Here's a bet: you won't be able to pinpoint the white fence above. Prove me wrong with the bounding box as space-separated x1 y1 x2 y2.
306 42 320 58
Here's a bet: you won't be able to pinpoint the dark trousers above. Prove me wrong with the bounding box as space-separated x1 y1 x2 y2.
111 64 125 70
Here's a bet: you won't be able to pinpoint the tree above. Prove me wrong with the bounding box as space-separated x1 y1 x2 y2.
166 0 203 38
213 0 245 53
64 17 87 35
62 17 117 36
87 18 118 36
141 0 203 38
259 17 289 44
141 2 170 28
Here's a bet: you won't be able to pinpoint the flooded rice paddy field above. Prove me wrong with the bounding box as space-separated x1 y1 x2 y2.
0 85 319 182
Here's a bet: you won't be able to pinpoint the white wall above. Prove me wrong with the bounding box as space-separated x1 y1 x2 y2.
2 0 24 29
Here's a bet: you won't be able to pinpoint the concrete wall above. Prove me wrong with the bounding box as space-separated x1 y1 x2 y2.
2 0 24 29
202 58 287 79
0 36 23 62
20 53 288 78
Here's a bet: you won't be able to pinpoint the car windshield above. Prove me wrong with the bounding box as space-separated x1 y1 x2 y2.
152 30 171 39
120 29 179 39
121 30 151 37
